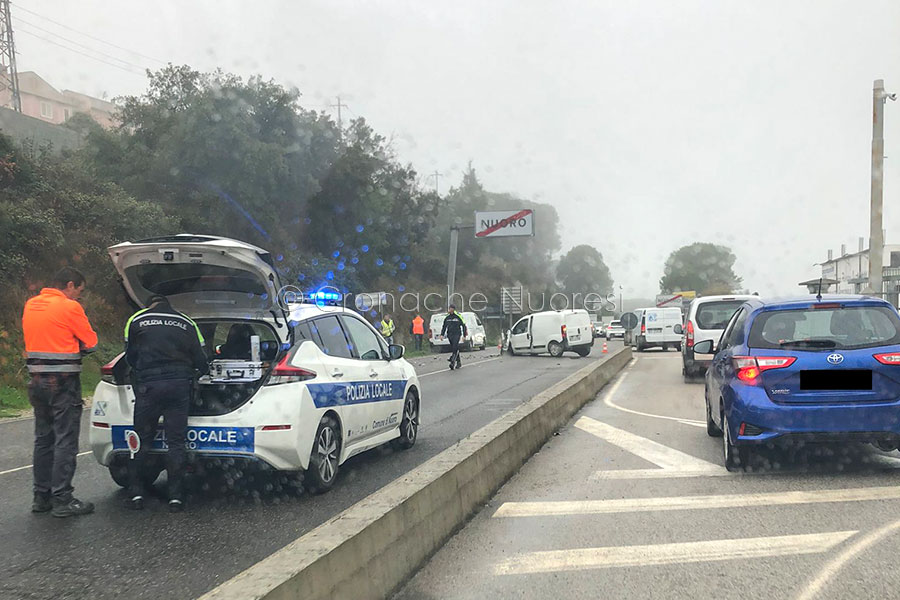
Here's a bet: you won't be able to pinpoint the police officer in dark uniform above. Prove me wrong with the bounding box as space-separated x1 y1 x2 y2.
440 304 468 370
123 295 209 512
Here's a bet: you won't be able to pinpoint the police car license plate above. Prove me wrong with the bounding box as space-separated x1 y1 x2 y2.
111 426 254 453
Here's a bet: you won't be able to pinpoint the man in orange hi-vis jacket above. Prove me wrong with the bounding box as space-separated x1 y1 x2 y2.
22 267 98 518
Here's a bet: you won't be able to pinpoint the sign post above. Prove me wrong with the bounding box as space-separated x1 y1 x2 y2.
446 209 535 301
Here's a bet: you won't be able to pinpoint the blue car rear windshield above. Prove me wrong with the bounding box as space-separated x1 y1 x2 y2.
748 306 900 350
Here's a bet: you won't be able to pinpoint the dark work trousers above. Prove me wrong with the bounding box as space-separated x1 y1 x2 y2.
414 334 423 351
128 378 191 500
448 334 461 363
29 373 83 503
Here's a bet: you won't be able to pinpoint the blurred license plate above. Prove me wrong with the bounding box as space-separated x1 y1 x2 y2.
800 370 872 391
648 328 662 333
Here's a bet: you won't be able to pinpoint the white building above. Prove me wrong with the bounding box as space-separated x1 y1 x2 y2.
817 239 900 304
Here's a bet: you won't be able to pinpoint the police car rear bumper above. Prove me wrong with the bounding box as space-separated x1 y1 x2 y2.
91 424 309 471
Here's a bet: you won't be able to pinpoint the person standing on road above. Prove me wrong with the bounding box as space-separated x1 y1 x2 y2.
22 267 98 518
411 312 425 351
380 314 396 345
123 295 209 513
440 304 468 369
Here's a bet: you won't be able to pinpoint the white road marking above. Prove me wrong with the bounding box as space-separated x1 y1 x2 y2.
0 450 92 476
602 359 705 427
591 468 729 480
418 356 501 378
796 517 900 600
575 416 720 473
493 486 900 518
492 531 857 575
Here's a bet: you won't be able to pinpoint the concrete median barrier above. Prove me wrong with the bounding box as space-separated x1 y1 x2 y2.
200 347 632 600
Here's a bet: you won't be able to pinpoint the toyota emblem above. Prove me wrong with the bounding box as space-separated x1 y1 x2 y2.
827 353 844 365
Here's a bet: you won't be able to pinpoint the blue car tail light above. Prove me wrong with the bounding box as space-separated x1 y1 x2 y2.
733 355 796 385
874 352 900 365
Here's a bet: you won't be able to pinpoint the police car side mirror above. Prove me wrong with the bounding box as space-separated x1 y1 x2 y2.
388 344 404 360
673 324 683 335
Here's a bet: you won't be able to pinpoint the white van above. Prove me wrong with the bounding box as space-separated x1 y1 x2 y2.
506 309 594 357
631 307 683 351
428 312 487 351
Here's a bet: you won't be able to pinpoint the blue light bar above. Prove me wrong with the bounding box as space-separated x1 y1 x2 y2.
305 289 343 304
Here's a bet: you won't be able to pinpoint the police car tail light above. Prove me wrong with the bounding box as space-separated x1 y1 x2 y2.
686 320 695 347
874 352 900 365
100 352 125 384
268 354 316 385
733 356 795 384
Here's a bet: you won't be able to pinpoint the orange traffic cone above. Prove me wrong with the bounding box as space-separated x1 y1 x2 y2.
602 342 608 353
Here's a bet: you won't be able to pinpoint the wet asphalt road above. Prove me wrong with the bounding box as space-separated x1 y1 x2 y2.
0 344 611 600
397 349 900 600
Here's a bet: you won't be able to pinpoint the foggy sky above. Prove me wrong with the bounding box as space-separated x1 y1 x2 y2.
19 0 900 298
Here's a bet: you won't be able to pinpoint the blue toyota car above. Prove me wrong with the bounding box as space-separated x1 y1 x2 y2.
694 295 900 471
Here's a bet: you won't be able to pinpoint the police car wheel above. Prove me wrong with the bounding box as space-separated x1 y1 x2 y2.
306 416 341 495
394 392 419 450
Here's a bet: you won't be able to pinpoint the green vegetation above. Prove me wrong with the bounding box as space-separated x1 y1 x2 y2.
659 242 742 295
0 64 615 416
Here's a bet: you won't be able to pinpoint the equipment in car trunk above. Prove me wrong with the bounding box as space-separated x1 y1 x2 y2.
206 359 265 383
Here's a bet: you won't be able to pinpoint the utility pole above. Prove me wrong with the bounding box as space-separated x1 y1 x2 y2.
429 170 442 195
868 79 897 298
0 0 20 112
331 96 349 139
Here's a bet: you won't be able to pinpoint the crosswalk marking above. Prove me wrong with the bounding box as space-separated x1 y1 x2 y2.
492 531 857 575
493 486 900 518
575 416 721 475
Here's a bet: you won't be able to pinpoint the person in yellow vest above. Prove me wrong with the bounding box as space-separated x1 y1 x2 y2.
411 312 425 351
380 314 396 345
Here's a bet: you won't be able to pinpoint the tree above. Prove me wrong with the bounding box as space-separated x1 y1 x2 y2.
556 245 613 296
659 243 742 294
90 65 340 253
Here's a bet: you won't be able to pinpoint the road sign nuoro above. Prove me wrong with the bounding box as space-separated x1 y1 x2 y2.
475 210 535 238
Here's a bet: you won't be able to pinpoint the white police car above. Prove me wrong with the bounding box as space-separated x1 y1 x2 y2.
89 235 420 493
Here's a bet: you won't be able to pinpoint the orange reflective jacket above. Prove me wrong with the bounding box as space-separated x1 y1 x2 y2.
22 288 98 374
412 316 425 335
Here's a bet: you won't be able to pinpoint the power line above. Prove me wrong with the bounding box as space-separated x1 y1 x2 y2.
16 28 145 75
14 17 147 72
10 2 165 64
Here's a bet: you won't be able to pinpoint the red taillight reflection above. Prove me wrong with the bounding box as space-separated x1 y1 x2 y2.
686 320 695 347
874 352 900 365
92 421 110 429
261 425 292 431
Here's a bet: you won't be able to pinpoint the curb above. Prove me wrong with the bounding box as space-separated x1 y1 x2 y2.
200 346 632 600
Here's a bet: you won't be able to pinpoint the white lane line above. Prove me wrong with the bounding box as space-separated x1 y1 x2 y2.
493 486 900 518
575 416 720 473
797 517 900 600
602 364 705 428
492 531 857 575
418 356 501 378
0 450 92 476
591 469 728 480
